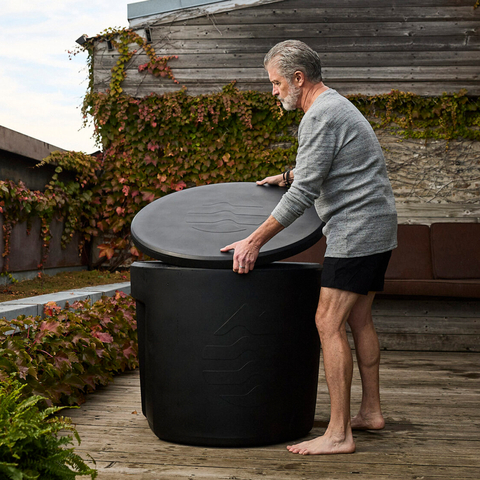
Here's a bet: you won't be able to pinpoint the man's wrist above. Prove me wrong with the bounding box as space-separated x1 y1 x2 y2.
283 168 292 187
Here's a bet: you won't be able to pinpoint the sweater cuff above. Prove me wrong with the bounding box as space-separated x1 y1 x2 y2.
271 198 301 228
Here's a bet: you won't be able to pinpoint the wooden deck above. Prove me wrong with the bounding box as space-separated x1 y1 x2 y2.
65 298 480 480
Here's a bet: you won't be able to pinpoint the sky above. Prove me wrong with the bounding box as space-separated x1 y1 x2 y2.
0 0 142 153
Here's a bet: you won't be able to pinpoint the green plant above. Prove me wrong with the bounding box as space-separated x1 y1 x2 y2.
0 272 18 285
0 292 137 406
0 378 97 479
348 89 480 141
0 151 98 273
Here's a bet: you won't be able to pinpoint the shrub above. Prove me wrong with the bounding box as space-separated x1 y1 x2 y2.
0 292 137 406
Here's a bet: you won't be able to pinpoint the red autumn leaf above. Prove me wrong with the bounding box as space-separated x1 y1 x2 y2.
174 181 187 191
98 243 115 260
71 333 87 345
123 345 136 358
101 315 113 326
92 331 114 344
44 301 61 316
141 191 155 202
54 352 72 370
82 375 96 389
145 155 158 166
40 320 60 333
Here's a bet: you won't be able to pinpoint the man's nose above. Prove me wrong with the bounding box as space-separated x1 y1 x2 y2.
272 85 279 96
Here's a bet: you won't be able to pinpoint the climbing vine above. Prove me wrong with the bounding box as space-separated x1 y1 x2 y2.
349 89 480 141
80 82 301 261
0 152 98 273
1 27 479 271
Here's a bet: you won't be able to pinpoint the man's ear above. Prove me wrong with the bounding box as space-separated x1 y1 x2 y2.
294 71 305 86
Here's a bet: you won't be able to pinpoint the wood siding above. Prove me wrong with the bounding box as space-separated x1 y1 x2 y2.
93 0 480 97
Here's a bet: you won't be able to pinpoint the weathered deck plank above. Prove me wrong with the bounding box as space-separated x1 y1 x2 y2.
65 346 480 479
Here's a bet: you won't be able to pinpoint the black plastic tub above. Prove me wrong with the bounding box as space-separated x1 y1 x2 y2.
131 260 321 447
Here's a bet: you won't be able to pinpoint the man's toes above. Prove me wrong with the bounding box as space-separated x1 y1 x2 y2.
287 445 301 454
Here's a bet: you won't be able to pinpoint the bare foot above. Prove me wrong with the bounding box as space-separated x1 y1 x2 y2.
287 432 356 455
351 412 385 430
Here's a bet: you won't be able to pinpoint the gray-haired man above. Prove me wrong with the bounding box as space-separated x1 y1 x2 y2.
221 40 397 454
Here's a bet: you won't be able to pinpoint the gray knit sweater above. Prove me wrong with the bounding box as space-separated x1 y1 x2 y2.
271 89 397 258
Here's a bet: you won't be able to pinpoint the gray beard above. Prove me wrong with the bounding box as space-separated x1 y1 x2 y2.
280 84 301 111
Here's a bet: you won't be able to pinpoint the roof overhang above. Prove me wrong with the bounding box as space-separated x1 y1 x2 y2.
0 125 65 161
128 0 284 27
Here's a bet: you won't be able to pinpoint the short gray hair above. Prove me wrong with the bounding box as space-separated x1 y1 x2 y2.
264 40 322 83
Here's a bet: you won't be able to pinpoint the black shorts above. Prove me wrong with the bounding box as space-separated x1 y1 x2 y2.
321 251 392 295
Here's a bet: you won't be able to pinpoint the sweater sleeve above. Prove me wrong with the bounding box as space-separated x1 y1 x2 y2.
271 110 336 227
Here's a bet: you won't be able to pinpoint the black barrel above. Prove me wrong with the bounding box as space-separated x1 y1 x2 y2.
131 260 321 447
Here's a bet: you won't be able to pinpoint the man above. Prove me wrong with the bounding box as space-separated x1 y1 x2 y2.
221 40 397 455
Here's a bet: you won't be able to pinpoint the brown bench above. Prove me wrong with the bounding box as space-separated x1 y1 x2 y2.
284 223 480 298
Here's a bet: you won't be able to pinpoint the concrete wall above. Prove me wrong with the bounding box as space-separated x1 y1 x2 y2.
0 215 87 279
0 126 88 276
0 125 72 191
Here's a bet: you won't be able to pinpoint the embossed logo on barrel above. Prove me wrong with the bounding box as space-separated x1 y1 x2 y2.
201 303 280 407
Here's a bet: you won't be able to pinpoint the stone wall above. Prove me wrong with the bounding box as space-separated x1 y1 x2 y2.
379 132 480 205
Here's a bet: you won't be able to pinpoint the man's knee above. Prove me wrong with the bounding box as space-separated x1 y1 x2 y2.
315 310 333 338
315 287 360 331
315 305 349 340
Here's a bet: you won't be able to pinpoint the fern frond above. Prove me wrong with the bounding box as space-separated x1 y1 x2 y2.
0 379 97 479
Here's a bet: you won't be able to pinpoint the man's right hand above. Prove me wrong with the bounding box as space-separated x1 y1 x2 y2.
256 173 286 187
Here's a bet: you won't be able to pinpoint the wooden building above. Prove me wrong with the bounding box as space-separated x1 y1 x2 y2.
93 0 480 97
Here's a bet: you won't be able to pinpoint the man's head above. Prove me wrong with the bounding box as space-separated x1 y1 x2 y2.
264 40 323 111
264 40 322 85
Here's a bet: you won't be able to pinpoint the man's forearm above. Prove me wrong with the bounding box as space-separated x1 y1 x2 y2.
247 215 285 249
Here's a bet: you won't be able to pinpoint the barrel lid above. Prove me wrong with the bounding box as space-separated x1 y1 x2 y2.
131 182 324 268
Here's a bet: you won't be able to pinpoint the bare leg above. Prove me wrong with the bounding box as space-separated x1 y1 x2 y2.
287 287 359 455
348 292 385 430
